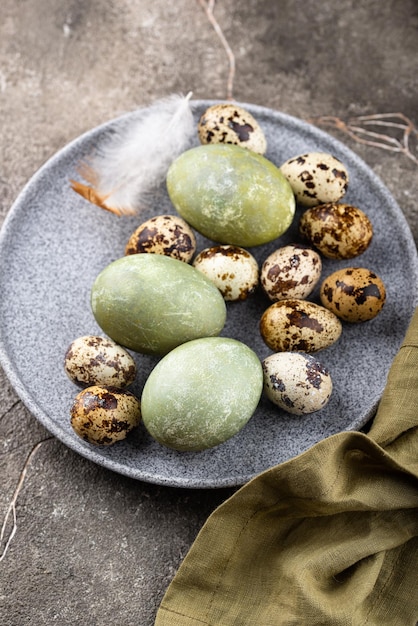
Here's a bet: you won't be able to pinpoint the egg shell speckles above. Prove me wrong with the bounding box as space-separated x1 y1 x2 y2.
260 244 322 301
320 267 386 322
198 103 267 154
193 245 259 301
299 203 373 259
260 298 342 353
70 385 141 446
125 214 196 262
262 352 333 415
64 335 137 388
280 152 349 207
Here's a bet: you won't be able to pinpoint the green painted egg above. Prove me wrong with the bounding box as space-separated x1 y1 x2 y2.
141 337 263 451
166 144 296 247
91 254 227 355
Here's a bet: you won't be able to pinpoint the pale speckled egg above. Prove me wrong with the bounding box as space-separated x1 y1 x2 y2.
125 214 196 262
262 352 333 415
260 298 342 353
70 385 141 446
193 245 259 301
64 335 137 388
320 267 386 322
198 103 267 154
299 203 373 259
280 152 349 206
260 244 322 301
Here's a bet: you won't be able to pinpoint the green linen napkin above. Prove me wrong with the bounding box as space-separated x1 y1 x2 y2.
155 307 418 625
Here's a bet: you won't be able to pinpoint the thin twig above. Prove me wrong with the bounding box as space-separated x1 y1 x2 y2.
354 112 418 127
0 399 21 423
308 113 418 165
347 126 403 146
0 436 54 563
197 0 236 100
358 120 410 130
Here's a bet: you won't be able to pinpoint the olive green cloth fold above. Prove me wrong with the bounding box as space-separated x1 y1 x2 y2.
155 307 418 626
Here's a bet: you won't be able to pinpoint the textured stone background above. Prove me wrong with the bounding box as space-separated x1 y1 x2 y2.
1 1 417 624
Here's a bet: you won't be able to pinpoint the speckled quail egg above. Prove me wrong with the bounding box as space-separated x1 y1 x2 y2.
262 352 333 415
193 245 259 301
64 335 137 388
261 244 322 301
320 267 386 322
125 214 196 262
260 298 342 353
70 385 141 446
280 152 349 206
299 203 373 259
198 103 267 154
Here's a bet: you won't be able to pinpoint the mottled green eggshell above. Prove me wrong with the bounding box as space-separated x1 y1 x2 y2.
141 337 263 451
166 144 296 247
91 255 226 355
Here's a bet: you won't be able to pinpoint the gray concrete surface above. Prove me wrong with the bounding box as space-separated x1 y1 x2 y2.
1 1 417 624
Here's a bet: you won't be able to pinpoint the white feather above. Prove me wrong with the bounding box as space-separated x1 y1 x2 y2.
72 92 196 215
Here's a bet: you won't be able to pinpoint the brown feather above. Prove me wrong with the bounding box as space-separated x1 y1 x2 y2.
69 180 135 216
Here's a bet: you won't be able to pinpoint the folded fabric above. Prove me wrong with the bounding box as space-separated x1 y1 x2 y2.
155 308 418 625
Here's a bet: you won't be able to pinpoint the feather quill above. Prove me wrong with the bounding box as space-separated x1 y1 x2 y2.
70 92 196 215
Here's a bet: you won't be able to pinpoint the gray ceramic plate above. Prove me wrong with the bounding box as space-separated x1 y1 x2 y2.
0 100 417 488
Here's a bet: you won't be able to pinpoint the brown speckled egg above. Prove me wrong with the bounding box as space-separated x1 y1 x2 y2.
64 335 137 388
280 152 349 206
70 385 141 445
261 244 322 301
193 245 259 301
262 352 333 415
198 103 267 154
320 267 386 322
299 203 373 259
260 299 342 353
125 214 196 262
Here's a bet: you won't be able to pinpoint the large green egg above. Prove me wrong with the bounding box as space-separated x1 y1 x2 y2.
141 337 263 451
166 144 296 247
91 254 227 355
